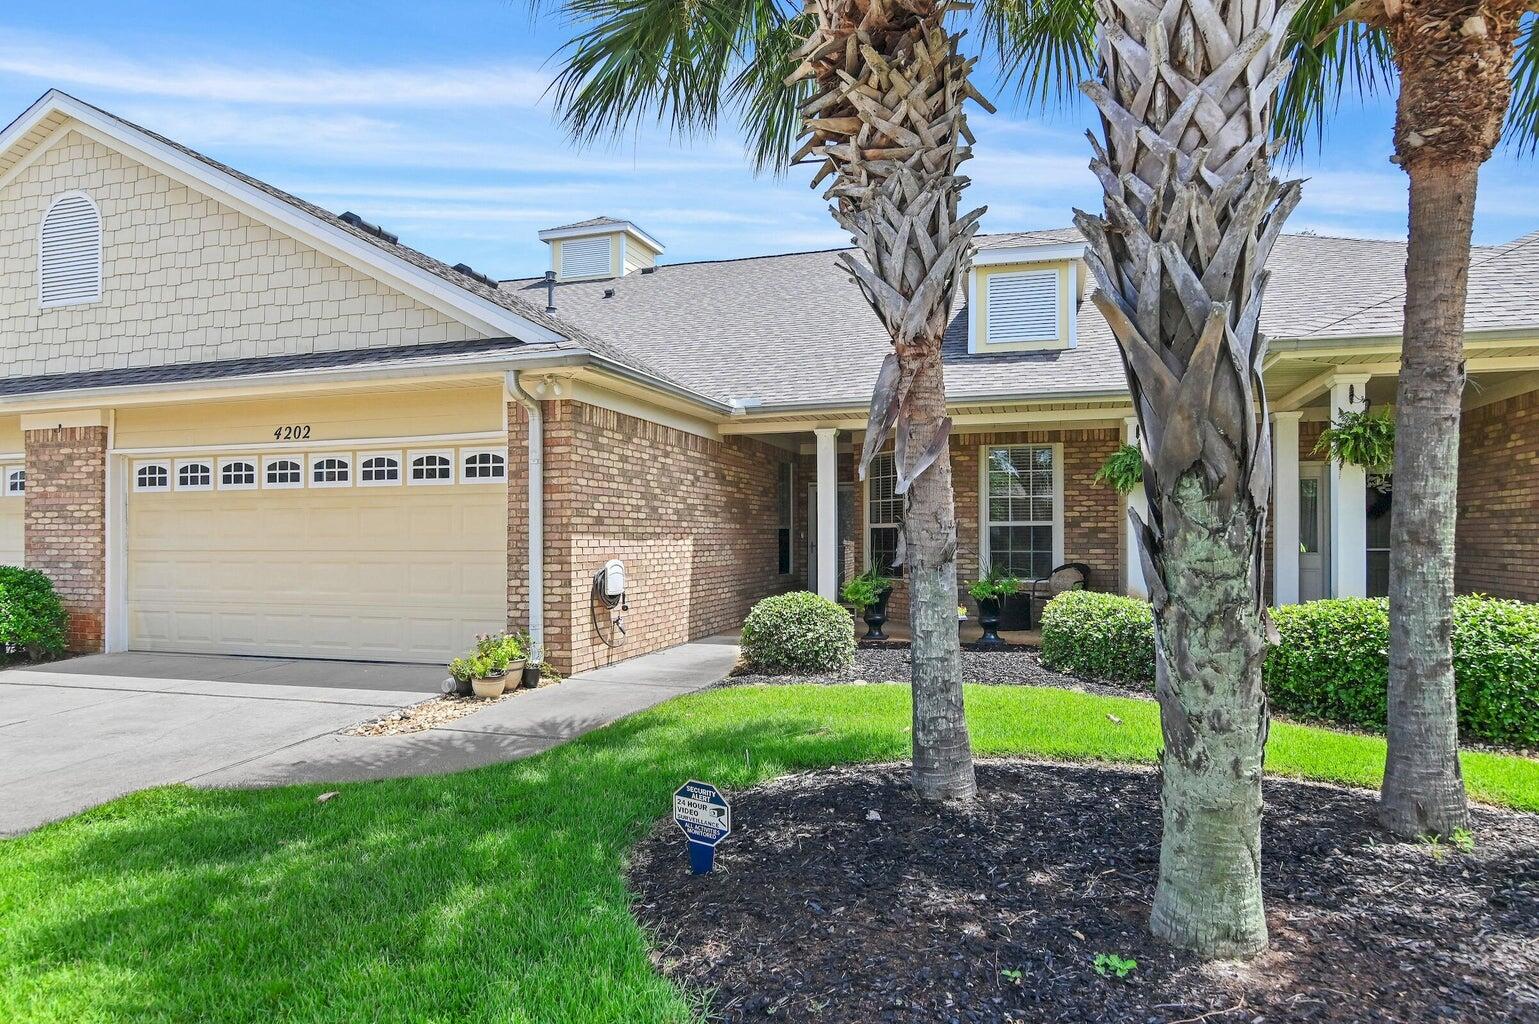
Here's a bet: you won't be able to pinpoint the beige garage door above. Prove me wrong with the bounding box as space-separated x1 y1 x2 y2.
0 504 22 567
127 452 507 663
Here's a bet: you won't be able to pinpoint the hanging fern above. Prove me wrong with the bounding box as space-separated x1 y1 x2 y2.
1314 410 1395 471
1094 443 1144 495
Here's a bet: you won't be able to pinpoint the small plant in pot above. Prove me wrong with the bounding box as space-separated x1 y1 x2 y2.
841 567 896 641
446 657 476 697
968 566 1021 649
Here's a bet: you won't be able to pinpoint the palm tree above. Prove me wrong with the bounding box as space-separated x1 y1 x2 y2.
1074 0 1300 958
1278 0 1538 840
541 0 993 801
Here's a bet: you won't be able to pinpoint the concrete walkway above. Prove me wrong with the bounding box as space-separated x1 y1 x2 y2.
0 639 738 835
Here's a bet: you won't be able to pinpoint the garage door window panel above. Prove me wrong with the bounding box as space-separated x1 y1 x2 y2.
461 449 506 482
409 451 454 485
218 459 257 490
4 468 24 496
175 461 213 492
264 457 304 489
135 462 170 492
311 454 352 488
360 452 402 487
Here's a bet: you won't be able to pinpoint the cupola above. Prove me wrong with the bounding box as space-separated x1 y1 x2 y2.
538 217 664 282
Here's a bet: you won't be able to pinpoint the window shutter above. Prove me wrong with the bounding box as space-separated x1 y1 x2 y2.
39 194 102 307
985 270 1059 344
559 235 613 279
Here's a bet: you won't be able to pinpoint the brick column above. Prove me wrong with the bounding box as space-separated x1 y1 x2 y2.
24 425 108 653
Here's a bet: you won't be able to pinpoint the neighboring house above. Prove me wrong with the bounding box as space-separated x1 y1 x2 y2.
1 91 1535 674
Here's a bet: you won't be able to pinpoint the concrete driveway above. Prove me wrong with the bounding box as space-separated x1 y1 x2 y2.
0 653 441 836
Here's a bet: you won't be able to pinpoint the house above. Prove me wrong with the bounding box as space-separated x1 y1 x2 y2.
1 90 1535 675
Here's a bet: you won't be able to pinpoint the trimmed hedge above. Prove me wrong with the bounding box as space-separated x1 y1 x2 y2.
1039 591 1539 746
1039 590 1154 685
740 591 855 673
0 566 68 660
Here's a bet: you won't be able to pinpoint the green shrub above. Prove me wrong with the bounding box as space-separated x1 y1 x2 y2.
1042 590 1539 746
740 591 855 673
0 567 68 660
1039 591 1154 686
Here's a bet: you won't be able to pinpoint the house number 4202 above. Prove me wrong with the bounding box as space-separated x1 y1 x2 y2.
273 425 312 441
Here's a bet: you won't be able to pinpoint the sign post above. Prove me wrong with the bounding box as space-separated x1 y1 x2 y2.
673 779 732 875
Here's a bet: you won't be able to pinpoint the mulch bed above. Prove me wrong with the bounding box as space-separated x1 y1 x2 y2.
727 646 1147 701
629 760 1539 1024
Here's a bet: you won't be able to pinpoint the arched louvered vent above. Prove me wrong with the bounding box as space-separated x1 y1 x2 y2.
39 193 102 308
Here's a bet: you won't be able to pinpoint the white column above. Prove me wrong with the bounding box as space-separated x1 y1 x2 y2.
1271 411 1302 606
814 428 839 600
1122 416 1148 598
1328 375 1371 598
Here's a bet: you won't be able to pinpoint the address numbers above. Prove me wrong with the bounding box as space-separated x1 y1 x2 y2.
273 425 312 441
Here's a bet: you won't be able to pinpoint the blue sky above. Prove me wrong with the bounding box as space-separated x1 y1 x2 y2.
2 1 1534 279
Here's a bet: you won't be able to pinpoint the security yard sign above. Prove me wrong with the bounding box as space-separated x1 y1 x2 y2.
674 780 732 874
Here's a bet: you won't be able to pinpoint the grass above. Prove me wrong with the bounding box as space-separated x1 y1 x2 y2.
2 682 1536 1023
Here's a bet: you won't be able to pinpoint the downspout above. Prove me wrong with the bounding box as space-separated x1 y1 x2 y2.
507 370 544 661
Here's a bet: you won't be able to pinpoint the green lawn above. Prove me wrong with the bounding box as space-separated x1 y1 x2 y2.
3 682 1536 1024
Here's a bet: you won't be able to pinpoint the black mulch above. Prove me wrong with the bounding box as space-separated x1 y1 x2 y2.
629 761 1539 1024
727 646 1150 701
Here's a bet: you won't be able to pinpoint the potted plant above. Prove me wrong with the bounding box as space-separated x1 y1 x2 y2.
445 656 475 697
1314 407 1395 490
968 566 1022 649
841 567 896 640
469 654 505 698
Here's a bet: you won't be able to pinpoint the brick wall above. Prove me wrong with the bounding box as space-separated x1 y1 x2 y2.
23 425 107 652
506 401 532 639
541 401 797 675
1456 389 1539 601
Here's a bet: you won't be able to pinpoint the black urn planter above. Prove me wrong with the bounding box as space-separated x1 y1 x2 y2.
522 662 543 689
860 588 894 641
975 596 1005 649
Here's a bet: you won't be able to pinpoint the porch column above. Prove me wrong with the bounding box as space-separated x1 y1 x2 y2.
1328 375 1371 598
1271 411 1302 605
1122 416 1148 598
814 427 839 600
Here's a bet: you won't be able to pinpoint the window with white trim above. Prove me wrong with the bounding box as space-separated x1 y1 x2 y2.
39 192 103 308
134 462 170 492
984 445 1057 580
409 452 453 485
776 462 793 575
866 452 902 576
219 459 257 490
176 461 213 491
461 449 505 482
359 453 402 486
4 468 25 496
264 457 303 489
311 455 351 487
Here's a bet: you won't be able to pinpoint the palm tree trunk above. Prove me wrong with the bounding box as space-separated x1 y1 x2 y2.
1078 0 1300 958
1375 0 1527 839
789 0 988 801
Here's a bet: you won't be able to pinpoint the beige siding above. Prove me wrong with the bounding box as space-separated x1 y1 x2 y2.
0 127 484 378
0 415 21 454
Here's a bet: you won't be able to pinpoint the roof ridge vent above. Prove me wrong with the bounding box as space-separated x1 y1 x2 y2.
338 211 399 245
452 263 499 288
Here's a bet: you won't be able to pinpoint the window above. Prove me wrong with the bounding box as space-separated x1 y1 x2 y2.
219 459 257 490
462 449 506 482
311 455 351 487
776 462 793 575
866 452 903 575
359 453 401 486
409 451 453 485
264 457 303 489
176 461 213 491
39 192 103 308
134 462 170 492
985 269 1059 345
984 445 1059 581
559 235 612 279
4 468 24 496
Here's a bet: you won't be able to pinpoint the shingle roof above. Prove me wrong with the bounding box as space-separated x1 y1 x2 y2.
547 216 627 231
503 228 1497 408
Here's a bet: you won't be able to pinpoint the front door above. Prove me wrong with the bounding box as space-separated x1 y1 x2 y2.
1298 462 1329 602
807 482 855 592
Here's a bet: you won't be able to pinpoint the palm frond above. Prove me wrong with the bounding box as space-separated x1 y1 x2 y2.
977 0 1095 107
1274 0 1394 158
1505 14 1539 155
726 7 813 172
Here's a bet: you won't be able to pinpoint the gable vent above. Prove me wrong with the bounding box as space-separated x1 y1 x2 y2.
39 193 102 308
985 269 1060 344
559 235 613 280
